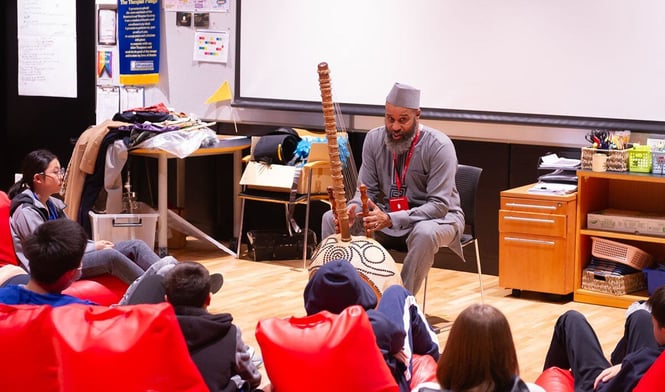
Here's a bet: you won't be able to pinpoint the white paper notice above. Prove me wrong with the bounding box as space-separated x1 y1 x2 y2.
18 36 77 98
17 0 77 98
120 86 145 111
96 86 120 124
193 30 229 63
17 0 76 37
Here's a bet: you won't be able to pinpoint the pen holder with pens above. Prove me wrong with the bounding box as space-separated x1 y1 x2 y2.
581 147 629 172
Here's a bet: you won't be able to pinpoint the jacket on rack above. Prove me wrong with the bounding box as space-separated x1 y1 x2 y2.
63 120 130 221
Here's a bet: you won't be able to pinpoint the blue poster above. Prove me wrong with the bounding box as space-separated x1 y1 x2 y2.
118 0 160 85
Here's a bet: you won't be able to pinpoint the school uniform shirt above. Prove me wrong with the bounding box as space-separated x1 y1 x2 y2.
0 285 95 307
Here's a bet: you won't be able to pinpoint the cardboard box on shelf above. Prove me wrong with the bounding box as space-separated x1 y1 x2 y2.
587 209 665 237
240 143 332 194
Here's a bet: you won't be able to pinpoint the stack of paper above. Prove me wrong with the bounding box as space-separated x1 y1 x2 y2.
528 182 577 195
539 153 581 170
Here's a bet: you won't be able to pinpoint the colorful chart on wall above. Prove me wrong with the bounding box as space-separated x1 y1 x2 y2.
193 30 229 63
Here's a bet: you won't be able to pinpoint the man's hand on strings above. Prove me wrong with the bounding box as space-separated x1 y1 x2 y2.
332 204 358 233
362 199 392 231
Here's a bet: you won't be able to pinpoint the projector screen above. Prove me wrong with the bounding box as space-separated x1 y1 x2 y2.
236 0 665 132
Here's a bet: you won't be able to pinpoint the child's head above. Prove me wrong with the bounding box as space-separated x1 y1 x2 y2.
647 285 665 345
303 259 377 315
24 219 87 292
163 261 223 308
9 149 61 198
438 303 519 392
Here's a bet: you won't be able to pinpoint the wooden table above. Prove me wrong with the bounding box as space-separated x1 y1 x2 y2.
130 135 250 256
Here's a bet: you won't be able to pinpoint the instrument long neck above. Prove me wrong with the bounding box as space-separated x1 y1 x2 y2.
317 62 351 241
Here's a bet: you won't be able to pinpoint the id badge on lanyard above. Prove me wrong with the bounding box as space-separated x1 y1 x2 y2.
388 131 420 212
389 196 409 212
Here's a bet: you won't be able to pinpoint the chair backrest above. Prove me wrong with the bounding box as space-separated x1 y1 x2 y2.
382 164 482 255
455 164 483 238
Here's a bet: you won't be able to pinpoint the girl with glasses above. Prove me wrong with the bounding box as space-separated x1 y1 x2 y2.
7 149 169 286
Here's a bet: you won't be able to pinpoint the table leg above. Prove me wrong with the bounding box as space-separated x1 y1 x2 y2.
157 154 168 257
176 159 185 209
233 150 242 237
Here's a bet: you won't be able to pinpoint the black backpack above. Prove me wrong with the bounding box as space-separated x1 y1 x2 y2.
253 127 301 165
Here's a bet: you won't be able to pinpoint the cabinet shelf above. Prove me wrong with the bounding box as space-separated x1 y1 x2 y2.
575 170 665 308
574 288 648 309
579 229 665 245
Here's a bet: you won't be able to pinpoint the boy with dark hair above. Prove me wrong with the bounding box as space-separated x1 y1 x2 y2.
0 219 172 307
163 262 262 392
0 219 93 306
543 286 665 391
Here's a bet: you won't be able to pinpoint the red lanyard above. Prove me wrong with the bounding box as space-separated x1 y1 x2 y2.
393 130 420 193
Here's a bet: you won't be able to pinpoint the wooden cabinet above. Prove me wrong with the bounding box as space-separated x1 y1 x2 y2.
574 170 665 308
499 184 577 295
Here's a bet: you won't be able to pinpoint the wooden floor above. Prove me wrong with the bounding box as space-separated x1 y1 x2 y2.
171 238 628 386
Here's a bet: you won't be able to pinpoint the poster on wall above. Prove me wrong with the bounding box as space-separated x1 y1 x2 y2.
17 0 77 98
193 30 229 63
118 0 160 85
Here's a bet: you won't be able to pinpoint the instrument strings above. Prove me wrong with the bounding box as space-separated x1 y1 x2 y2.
333 96 358 201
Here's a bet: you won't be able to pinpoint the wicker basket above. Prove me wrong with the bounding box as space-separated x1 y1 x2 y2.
581 147 629 172
591 237 653 270
581 269 646 295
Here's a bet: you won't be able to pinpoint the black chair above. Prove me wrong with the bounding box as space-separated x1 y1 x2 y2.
425 164 484 309
387 164 484 313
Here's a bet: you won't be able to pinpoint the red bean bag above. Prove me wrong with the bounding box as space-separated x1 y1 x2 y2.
0 192 18 266
63 274 128 306
0 304 60 390
0 303 207 392
256 305 399 392
535 367 574 392
633 350 665 391
410 354 439 390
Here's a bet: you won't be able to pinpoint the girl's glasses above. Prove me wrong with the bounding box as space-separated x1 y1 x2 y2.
40 168 65 179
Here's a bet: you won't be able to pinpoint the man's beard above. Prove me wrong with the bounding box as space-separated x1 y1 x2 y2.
385 121 417 154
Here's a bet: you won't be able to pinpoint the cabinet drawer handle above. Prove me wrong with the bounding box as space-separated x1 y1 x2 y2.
504 216 556 224
503 236 556 245
505 202 556 210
